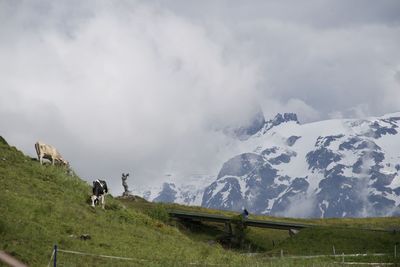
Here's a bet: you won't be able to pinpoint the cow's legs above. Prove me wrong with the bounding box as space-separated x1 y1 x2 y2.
39 155 43 165
99 195 105 209
91 195 97 207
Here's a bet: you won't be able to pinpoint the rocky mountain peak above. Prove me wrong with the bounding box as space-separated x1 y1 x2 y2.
153 183 177 203
203 112 400 218
272 113 299 125
136 112 400 218
259 113 300 134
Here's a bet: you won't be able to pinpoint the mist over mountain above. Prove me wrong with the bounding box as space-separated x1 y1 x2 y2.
135 112 400 218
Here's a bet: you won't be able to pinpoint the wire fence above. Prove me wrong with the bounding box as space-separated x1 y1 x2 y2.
47 245 399 267
47 245 229 267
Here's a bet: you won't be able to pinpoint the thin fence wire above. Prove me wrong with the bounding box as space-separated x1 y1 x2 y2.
59 249 148 263
47 248 55 267
51 246 397 267
269 253 388 260
335 262 394 266
54 247 229 266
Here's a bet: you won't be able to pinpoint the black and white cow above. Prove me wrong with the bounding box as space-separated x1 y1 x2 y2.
91 179 108 209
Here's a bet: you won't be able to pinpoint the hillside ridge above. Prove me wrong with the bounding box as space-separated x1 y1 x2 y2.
1 136 399 266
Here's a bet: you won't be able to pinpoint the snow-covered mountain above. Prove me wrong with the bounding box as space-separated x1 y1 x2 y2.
132 174 215 206
135 112 400 218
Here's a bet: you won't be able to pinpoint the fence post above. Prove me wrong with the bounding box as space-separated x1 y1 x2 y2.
53 245 57 267
332 245 335 255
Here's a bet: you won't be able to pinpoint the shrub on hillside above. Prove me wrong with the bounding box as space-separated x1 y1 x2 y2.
106 202 124 211
230 215 249 248
145 204 170 223
0 136 8 146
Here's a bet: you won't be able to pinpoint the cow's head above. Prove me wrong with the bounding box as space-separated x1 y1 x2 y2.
57 158 69 167
63 160 69 167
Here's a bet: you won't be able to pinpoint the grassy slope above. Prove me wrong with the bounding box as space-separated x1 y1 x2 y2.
1 137 399 266
123 201 400 257
0 140 263 266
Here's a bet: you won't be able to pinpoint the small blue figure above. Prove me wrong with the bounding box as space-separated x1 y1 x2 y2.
242 208 249 219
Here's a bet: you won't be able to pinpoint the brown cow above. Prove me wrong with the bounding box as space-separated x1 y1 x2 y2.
34 141 68 166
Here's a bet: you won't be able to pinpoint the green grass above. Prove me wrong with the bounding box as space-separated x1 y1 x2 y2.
268 227 399 256
0 141 262 266
1 137 400 266
122 199 400 255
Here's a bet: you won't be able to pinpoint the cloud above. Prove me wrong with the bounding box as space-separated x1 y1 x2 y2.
277 194 317 218
0 1 261 193
162 1 400 120
256 97 320 124
1 0 400 196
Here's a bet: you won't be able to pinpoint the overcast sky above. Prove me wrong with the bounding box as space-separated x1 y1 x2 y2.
1 0 400 194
